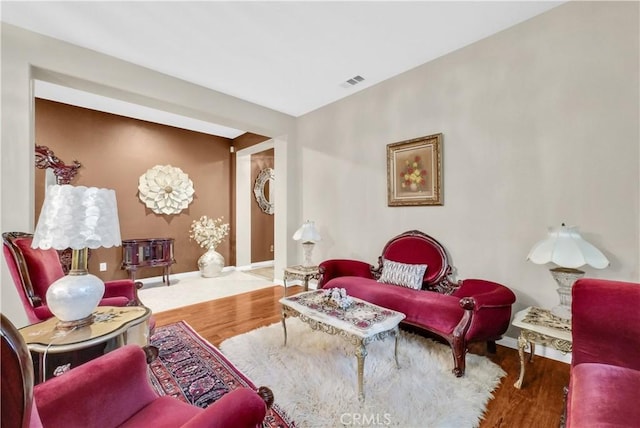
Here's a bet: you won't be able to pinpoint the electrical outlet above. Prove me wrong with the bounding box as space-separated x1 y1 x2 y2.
99 262 107 272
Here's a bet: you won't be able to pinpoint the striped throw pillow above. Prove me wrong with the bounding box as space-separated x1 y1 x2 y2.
377 259 427 290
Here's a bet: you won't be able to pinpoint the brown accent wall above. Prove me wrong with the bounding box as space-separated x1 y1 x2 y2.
35 99 234 281
250 149 275 262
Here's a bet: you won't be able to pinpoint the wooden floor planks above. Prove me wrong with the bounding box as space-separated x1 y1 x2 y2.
152 285 569 428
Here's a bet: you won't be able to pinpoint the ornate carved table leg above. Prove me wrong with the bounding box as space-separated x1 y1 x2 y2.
281 311 288 346
283 271 290 297
393 326 401 368
355 340 368 402
529 342 535 362
514 333 529 389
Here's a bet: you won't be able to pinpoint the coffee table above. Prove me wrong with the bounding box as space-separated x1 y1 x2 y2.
279 290 406 401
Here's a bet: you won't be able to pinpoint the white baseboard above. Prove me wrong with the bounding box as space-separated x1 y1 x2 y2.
497 336 571 364
236 260 274 271
134 267 236 286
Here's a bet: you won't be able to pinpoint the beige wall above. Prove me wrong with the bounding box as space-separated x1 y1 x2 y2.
297 1 639 337
35 99 234 280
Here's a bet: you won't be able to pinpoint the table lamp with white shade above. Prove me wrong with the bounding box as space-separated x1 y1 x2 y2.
527 223 609 319
293 220 321 267
31 185 122 329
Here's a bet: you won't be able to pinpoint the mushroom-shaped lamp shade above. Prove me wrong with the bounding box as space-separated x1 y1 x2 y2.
527 225 609 269
292 221 321 243
293 221 321 267
527 224 609 320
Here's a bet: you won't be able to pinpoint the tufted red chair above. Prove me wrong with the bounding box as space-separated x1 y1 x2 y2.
1 314 274 428
2 232 143 324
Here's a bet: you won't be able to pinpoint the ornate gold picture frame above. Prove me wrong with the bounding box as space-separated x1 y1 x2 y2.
387 133 443 206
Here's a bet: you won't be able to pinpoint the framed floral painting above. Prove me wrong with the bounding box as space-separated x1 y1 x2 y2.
386 133 443 206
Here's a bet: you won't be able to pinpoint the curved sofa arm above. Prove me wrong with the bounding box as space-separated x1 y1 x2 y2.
103 278 138 303
34 345 159 427
318 259 374 288
181 387 271 428
453 279 516 309
453 279 516 342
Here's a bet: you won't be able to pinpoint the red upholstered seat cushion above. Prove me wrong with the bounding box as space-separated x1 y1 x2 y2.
119 396 201 427
325 276 463 335
12 237 64 304
568 363 640 428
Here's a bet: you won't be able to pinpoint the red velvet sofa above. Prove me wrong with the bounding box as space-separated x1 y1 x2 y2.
318 230 516 376
566 278 640 427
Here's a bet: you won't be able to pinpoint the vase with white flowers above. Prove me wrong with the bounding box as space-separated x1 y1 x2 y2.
189 215 230 277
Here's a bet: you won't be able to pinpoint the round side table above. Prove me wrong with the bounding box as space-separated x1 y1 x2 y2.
19 306 151 383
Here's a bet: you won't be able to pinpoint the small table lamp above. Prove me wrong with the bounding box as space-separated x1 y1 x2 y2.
31 185 122 329
293 221 321 267
527 224 609 319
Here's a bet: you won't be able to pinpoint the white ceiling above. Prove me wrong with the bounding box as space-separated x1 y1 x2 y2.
1 1 563 137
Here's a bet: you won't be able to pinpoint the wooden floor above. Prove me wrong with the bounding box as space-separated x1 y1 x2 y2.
153 285 569 428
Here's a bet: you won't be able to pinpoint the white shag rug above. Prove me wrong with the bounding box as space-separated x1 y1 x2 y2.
137 269 274 313
220 318 505 428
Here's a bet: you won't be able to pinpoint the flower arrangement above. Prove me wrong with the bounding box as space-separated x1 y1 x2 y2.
323 288 353 309
189 215 230 250
400 156 427 191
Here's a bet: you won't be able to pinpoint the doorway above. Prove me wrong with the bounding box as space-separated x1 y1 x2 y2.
235 139 275 268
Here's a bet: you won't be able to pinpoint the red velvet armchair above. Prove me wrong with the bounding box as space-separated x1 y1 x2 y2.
3 232 142 324
566 278 640 427
319 230 516 376
1 314 274 428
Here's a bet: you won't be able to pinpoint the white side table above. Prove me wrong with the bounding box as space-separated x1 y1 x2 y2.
283 265 320 296
512 306 572 389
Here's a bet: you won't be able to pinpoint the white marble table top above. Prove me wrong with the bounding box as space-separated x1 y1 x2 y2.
280 290 405 339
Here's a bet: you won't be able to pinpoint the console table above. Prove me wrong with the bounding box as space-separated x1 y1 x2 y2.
121 238 175 285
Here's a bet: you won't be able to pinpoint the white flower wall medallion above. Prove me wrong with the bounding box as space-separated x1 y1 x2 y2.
138 165 195 215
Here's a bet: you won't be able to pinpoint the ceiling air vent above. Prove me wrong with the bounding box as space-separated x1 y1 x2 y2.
340 75 365 88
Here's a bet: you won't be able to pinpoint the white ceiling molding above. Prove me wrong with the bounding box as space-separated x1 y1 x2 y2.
35 80 245 139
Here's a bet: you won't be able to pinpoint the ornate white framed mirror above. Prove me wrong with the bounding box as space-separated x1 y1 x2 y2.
253 167 274 215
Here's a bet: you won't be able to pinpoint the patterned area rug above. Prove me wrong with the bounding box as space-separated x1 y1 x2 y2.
148 321 295 428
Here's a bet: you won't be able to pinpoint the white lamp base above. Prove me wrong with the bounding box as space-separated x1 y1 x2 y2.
301 241 316 267
46 273 105 328
550 304 573 320
549 267 585 320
